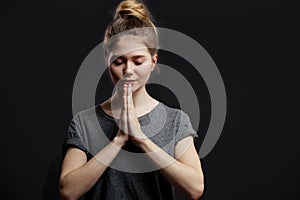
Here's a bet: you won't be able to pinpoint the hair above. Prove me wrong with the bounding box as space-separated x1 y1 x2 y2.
103 0 158 59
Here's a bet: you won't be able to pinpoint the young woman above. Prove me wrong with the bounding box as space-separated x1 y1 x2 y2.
59 0 204 199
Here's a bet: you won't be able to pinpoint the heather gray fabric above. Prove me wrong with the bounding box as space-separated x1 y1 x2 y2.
63 102 197 200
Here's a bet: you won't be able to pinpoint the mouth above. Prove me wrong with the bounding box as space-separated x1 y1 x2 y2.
120 80 136 85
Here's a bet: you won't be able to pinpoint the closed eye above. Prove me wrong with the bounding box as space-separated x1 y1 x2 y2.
134 61 143 65
134 58 145 66
113 59 124 66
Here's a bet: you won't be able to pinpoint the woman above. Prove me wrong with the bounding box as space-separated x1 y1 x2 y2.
59 0 204 199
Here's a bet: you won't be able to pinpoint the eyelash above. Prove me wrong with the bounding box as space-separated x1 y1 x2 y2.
113 60 143 66
135 61 143 65
113 61 123 66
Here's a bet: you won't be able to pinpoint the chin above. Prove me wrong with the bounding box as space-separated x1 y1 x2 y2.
132 84 146 93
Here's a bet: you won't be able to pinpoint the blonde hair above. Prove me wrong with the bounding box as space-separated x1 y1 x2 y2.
104 0 158 57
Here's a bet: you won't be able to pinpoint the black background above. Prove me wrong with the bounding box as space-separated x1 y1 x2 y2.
1 0 299 199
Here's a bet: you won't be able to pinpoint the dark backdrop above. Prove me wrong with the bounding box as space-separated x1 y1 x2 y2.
1 0 299 199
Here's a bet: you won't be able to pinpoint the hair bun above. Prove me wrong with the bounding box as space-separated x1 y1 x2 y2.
104 0 158 57
114 0 151 21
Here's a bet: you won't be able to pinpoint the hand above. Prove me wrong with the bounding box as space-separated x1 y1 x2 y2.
113 84 130 147
126 84 147 144
117 83 147 145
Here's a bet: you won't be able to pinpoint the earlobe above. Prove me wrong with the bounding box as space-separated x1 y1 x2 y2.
151 63 156 71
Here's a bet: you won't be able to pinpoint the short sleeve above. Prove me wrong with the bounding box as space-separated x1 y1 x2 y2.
175 111 198 146
62 115 88 155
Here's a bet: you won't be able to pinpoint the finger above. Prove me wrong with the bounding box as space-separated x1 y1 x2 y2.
127 84 133 118
128 84 135 111
124 84 128 134
125 84 129 114
120 84 128 134
128 83 132 99
127 84 139 126
126 84 135 136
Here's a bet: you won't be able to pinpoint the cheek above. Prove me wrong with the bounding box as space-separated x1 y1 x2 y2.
137 66 152 82
109 68 121 84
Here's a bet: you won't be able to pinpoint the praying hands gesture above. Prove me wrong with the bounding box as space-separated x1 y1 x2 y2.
114 83 147 147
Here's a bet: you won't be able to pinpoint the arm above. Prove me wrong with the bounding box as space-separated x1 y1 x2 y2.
137 136 204 200
60 84 132 200
124 84 204 199
59 134 127 200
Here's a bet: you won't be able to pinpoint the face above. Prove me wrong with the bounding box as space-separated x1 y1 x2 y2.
107 35 158 93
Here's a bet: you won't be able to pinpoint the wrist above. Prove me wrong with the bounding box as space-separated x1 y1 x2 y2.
112 135 127 147
132 135 150 148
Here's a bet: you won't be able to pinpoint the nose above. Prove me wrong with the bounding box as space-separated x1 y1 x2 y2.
124 61 134 75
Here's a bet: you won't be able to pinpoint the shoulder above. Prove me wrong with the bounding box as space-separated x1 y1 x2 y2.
160 102 195 131
158 102 190 121
71 105 99 125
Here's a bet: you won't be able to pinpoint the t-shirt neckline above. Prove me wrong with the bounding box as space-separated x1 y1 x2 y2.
96 102 162 121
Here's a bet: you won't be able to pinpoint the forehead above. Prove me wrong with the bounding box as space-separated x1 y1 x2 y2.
107 35 149 61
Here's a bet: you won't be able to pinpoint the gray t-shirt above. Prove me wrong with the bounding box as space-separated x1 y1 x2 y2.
63 102 197 200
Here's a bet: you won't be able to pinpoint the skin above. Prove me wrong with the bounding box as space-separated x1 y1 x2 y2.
59 35 204 200
104 35 160 119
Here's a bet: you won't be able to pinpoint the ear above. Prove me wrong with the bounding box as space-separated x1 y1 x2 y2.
152 53 158 64
151 53 158 71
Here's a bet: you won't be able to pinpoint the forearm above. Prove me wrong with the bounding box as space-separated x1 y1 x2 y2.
138 138 204 199
60 137 124 200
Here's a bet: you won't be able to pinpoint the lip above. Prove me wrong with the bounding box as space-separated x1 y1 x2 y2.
121 80 136 83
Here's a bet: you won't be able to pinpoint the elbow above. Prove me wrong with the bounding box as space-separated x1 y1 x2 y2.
59 180 78 200
189 181 204 200
60 188 77 200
